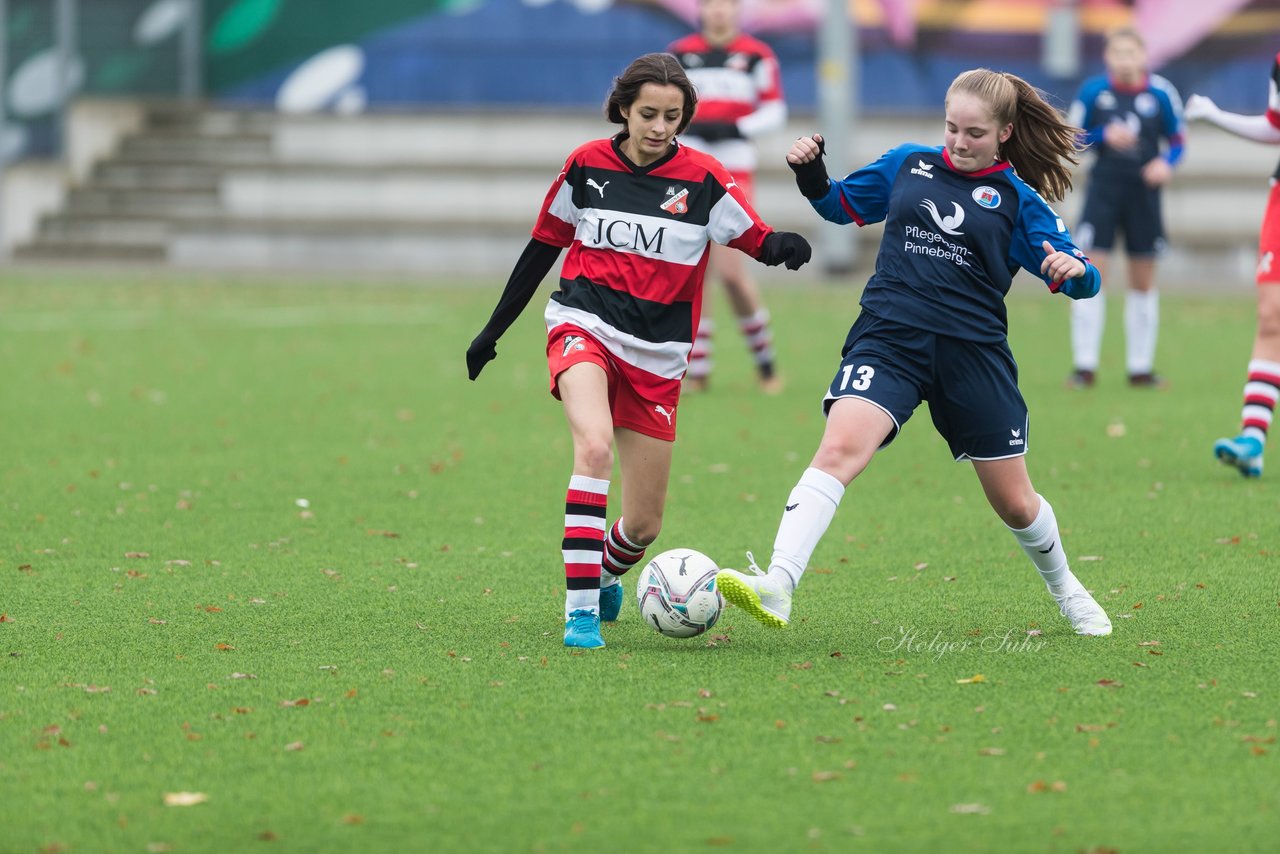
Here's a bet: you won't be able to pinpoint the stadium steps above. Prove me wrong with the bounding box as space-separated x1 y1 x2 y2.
12 101 1276 284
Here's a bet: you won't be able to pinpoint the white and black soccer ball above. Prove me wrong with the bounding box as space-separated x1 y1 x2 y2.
636 548 723 638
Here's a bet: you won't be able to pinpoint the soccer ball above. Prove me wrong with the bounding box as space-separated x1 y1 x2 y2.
636 548 723 638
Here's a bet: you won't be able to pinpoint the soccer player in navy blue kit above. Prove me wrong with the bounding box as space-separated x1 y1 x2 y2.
1066 27 1185 388
716 68 1113 637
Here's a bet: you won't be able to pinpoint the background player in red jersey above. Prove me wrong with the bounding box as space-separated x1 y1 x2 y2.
670 0 788 393
1185 52 1280 479
465 53 811 648
1066 27 1185 389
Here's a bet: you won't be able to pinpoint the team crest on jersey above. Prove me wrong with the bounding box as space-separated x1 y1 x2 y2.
972 186 1001 209
1134 92 1158 117
661 186 690 215
562 335 586 356
727 52 749 71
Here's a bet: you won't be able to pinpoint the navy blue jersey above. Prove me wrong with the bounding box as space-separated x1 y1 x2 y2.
1068 74 1185 180
810 144 1096 343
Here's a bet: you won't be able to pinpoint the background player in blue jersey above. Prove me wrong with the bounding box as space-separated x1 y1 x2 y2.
1066 27 1185 388
716 68 1113 637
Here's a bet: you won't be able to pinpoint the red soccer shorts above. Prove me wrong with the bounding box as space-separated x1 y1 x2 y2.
1258 182 1280 286
546 328 677 442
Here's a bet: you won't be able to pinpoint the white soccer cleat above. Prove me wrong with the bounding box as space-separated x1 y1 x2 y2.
715 553 792 628
1050 579 1112 636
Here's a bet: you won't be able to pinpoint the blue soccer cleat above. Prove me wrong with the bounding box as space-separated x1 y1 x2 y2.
563 609 605 648
599 582 624 622
1213 435 1264 478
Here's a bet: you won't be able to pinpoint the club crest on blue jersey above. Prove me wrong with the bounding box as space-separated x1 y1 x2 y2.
661 186 689 215
972 186 1001 209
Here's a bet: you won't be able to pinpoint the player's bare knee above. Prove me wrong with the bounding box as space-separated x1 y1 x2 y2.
624 516 662 547
1256 295 1280 340
575 439 614 476
992 493 1039 529
811 439 873 483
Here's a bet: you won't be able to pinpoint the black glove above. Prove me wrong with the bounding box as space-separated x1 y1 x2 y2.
758 231 812 270
466 335 497 381
788 135 831 200
688 121 743 143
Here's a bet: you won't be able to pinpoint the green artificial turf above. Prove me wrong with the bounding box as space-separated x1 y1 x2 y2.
1 269 1276 853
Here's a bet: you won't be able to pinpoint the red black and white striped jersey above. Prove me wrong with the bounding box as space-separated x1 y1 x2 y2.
668 32 786 172
1269 51 1280 181
532 135 773 401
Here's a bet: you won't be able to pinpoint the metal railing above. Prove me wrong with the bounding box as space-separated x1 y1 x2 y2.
0 0 204 255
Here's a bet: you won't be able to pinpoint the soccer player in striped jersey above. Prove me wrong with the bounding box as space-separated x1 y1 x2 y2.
717 69 1113 637
1066 27 1186 389
1185 50 1280 479
670 0 787 393
466 53 811 648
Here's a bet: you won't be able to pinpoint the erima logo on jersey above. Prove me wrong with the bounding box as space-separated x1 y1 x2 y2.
587 178 610 198
920 199 965 235
910 160 935 180
1260 251 1274 276
660 186 689 215
972 186 1001 209
1009 427 1024 447
1134 93 1158 117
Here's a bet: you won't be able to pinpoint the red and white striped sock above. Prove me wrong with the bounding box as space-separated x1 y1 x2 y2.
1241 359 1280 447
740 309 776 379
563 475 608 618
602 518 647 583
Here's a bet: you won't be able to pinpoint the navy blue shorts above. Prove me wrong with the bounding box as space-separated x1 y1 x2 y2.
822 312 1029 461
1077 176 1165 256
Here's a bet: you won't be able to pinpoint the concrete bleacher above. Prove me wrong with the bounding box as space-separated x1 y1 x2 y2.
5 99 1275 286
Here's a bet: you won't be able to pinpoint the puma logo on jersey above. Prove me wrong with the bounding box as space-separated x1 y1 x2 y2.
920 199 965 235
910 159 935 179
654 405 674 426
1260 251 1275 277
587 178 610 198
562 335 586 356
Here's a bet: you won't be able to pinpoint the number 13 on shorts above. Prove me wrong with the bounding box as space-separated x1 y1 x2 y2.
840 364 875 391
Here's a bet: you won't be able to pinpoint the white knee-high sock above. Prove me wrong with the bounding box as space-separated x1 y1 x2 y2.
1070 293 1105 371
1007 495 1074 592
768 467 845 590
1125 289 1159 375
